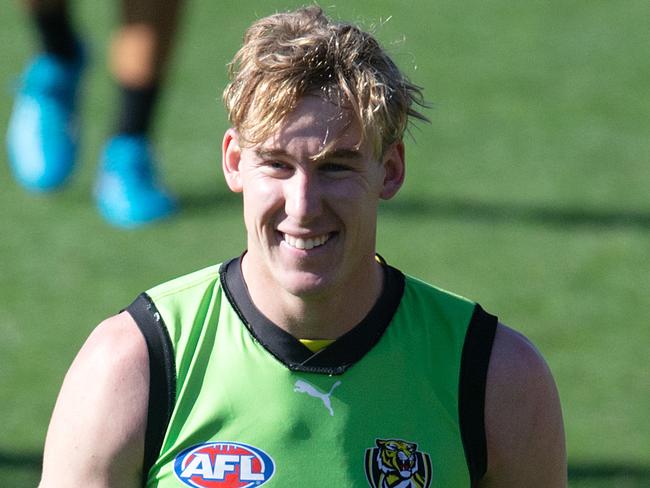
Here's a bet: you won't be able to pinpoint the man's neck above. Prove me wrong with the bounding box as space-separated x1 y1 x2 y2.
241 255 384 340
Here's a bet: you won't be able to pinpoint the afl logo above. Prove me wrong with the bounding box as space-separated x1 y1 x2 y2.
174 441 275 488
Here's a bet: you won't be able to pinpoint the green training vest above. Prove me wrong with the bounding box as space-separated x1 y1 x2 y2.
131 257 496 487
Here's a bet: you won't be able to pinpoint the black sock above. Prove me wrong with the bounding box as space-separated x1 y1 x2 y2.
115 84 161 136
33 8 79 61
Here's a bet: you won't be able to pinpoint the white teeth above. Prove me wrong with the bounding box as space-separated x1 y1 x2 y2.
283 233 330 250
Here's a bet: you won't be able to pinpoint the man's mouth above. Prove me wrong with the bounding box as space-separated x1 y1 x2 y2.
283 233 332 250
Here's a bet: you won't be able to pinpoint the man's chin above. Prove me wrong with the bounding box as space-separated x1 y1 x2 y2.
277 270 334 298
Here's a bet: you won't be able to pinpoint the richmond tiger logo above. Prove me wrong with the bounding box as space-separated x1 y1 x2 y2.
364 438 432 488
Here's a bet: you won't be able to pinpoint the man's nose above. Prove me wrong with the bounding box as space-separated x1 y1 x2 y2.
284 171 323 222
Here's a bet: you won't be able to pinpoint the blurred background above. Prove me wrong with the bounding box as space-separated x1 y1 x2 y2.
1 1 649 486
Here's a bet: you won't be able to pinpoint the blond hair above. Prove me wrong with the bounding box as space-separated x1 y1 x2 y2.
223 6 428 156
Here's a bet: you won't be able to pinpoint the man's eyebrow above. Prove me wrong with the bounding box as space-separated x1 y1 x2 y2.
255 148 290 160
254 147 363 162
311 148 363 162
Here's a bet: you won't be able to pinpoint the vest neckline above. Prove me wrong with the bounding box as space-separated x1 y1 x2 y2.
219 254 405 375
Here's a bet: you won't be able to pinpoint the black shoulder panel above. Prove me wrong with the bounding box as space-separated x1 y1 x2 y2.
125 293 177 485
458 304 498 486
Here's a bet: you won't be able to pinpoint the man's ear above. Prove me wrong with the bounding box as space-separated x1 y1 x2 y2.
222 128 243 193
380 141 405 200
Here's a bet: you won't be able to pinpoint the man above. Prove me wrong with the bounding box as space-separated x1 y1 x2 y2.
7 0 182 227
39 6 566 487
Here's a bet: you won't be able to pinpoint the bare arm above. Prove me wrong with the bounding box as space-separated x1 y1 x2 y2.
479 324 567 488
39 312 149 488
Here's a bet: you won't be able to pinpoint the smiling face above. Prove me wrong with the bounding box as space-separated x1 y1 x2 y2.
223 96 404 304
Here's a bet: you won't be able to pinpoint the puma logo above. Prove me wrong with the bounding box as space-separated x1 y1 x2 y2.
293 379 341 416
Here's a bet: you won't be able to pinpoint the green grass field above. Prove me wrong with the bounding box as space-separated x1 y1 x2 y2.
2 1 649 486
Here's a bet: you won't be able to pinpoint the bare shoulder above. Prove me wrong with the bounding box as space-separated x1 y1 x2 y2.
39 312 149 488
77 311 148 371
54 311 136 361
479 324 567 488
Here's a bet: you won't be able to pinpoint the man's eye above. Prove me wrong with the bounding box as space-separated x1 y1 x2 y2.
260 160 293 178
264 161 290 171
321 162 351 172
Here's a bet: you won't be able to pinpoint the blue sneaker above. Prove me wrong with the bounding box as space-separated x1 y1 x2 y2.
94 135 177 228
6 50 85 191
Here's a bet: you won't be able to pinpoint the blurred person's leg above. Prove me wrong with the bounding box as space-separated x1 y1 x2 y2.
7 0 85 191
95 0 183 227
